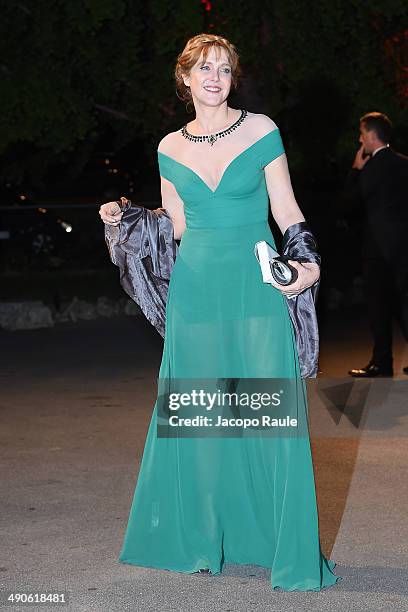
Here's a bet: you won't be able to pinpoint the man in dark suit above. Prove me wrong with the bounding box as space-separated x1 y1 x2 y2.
345 111 408 377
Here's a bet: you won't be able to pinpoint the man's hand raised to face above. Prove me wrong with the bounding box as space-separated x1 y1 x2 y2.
352 143 370 170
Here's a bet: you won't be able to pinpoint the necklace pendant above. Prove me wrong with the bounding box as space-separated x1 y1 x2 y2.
209 134 217 146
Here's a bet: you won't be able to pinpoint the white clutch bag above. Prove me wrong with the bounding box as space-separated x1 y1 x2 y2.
254 240 298 290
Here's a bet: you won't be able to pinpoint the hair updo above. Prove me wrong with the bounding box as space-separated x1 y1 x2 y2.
174 33 242 111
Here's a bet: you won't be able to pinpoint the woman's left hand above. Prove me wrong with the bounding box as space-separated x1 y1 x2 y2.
270 260 320 298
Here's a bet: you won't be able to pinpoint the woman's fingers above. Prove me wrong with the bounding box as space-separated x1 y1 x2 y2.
269 259 320 296
289 260 320 285
99 201 123 224
104 213 123 223
99 212 122 224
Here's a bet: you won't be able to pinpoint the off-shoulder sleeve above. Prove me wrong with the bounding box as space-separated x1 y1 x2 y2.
157 151 173 183
258 128 285 168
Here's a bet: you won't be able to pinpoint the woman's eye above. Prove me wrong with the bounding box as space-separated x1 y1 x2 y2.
199 65 231 73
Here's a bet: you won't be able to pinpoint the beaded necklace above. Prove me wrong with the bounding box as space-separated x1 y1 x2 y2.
181 109 248 146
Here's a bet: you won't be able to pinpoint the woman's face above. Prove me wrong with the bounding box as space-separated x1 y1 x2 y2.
183 46 232 108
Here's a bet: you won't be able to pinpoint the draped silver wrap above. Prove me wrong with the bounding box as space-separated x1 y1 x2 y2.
105 201 321 378
281 222 321 378
104 200 178 338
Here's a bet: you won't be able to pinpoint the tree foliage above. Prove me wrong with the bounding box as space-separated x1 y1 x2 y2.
0 0 406 187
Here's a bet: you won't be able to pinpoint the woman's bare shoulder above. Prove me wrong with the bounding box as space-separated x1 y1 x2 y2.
245 111 279 137
157 130 184 156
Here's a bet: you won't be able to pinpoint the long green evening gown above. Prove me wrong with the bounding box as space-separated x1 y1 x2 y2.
118 127 342 591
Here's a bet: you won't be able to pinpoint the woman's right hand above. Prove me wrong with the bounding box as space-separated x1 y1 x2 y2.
99 201 124 225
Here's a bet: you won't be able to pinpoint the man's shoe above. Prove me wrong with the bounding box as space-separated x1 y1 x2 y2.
349 363 393 377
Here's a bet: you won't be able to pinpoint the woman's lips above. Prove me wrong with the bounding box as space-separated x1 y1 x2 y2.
204 86 221 93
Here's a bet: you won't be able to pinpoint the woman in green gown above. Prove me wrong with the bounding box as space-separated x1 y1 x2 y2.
100 33 341 592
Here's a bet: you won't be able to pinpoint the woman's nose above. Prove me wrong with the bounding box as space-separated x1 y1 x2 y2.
211 70 221 81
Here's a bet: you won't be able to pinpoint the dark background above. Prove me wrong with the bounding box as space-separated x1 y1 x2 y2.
1 0 407 319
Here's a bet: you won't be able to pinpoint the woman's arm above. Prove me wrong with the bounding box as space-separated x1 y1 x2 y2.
160 176 186 240
264 153 305 234
98 178 186 240
264 152 320 297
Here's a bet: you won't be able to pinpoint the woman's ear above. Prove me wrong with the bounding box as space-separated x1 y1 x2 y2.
182 72 191 88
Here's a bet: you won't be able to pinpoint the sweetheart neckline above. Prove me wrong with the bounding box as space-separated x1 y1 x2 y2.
157 128 281 195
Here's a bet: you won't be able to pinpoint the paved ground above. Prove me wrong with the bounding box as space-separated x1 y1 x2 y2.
1 308 407 611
